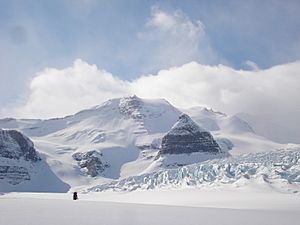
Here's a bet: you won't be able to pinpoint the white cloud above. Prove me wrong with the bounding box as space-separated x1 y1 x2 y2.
130 60 300 143
131 61 300 117
3 59 300 129
244 60 260 71
138 7 220 70
146 7 178 30
146 6 204 36
2 59 130 118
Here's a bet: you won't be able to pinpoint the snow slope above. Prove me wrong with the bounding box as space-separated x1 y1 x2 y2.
0 96 298 193
0 129 70 192
183 106 284 155
0 158 70 192
236 112 300 144
0 96 184 190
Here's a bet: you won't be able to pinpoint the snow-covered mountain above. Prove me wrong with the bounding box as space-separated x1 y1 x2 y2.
236 112 300 144
159 114 221 155
0 129 69 192
183 106 283 155
0 129 40 185
0 95 298 192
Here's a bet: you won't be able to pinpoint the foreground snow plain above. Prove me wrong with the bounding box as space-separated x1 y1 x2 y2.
1 148 299 225
1 187 300 225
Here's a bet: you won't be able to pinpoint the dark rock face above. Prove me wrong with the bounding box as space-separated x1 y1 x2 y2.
0 129 40 162
0 166 30 185
73 150 109 177
159 114 221 155
0 129 40 185
119 95 144 119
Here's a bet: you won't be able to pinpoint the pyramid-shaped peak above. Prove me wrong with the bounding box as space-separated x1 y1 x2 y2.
159 114 221 155
170 114 207 135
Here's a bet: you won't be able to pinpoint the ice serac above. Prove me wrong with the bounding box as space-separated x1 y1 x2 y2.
0 129 41 185
88 148 300 192
159 114 221 155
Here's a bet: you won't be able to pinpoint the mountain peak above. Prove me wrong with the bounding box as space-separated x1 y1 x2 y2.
159 114 221 155
119 95 143 119
170 114 207 135
0 129 41 185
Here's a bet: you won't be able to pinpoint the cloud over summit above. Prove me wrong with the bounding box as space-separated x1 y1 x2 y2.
3 59 300 125
3 59 130 118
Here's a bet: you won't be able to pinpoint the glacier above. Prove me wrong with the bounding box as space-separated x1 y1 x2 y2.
87 147 300 192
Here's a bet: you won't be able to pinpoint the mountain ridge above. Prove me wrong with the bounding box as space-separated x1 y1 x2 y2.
0 96 293 192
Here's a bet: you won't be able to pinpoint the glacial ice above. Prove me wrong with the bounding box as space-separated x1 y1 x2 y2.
88 147 300 192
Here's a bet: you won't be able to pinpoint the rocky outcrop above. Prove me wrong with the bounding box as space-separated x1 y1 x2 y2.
0 166 30 185
159 114 221 155
0 129 40 162
0 129 40 185
119 95 144 119
73 150 109 177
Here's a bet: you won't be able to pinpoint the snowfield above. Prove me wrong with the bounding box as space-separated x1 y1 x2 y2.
1 189 300 225
2 148 299 225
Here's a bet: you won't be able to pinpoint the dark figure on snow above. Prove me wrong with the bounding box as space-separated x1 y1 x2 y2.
73 192 78 200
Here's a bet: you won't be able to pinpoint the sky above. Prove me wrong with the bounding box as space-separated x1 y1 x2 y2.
0 0 300 138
